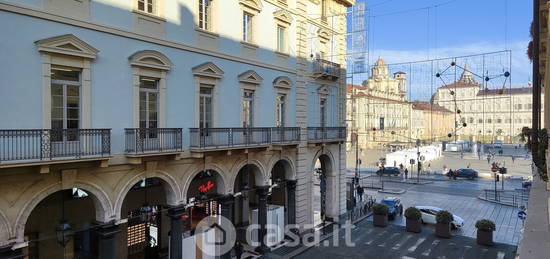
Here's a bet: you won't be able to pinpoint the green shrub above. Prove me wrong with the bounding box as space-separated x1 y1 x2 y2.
475 219 496 232
435 210 453 224
405 207 421 220
373 203 389 215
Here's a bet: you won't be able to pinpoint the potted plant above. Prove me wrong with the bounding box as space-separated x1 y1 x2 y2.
405 207 422 233
435 210 453 238
372 203 389 227
475 219 496 246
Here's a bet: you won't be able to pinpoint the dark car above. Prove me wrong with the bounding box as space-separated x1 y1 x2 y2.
381 197 403 220
447 168 478 179
376 167 400 176
522 180 532 188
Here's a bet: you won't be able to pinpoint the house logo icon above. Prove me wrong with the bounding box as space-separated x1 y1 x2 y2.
195 215 236 256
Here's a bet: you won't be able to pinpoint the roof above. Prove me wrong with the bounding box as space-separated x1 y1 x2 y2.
439 81 481 89
411 102 453 113
477 87 533 96
352 92 407 104
346 84 366 93
375 56 385 66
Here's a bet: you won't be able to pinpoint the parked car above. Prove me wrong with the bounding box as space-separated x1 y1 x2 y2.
376 167 401 176
415 206 464 229
492 140 503 148
381 197 403 220
522 180 532 188
447 168 478 179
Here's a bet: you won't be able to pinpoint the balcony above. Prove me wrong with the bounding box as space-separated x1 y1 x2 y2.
189 127 300 151
313 59 341 80
125 128 183 156
0 129 111 167
307 127 347 143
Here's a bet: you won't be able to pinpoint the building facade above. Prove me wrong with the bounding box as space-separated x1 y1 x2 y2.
410 102 455 141
433 65 544 143
0 0 352 258
347 57 410 149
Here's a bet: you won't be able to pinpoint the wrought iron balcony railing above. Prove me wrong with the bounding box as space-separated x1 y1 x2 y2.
189 127 300 150
307 127 347 143
0 129 111 164
125 128 182 154
313 59 341 79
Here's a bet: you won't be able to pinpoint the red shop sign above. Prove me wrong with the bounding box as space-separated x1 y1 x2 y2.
198 181 215 193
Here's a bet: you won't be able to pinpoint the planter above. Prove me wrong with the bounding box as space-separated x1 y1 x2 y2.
406 218 422 233
477 230 494 246
435 223 451 238
373 214 388 227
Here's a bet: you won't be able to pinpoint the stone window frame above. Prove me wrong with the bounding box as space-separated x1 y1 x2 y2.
35 34 99 129
134 0 165 18
239 0 263 45
317 85 331 127
238 70 263 127
129 50 173 128
192 62 225 128
273 10 293 54
273 76 292 127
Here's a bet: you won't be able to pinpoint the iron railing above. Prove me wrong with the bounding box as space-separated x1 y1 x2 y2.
125 128 182 154
307 127 346 142
189 127 300 149
270 127 300 144
313 59 341 78
0 129 111 163
482 189 530 208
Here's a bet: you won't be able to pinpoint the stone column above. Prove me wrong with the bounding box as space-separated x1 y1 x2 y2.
95 222 120 259
286 180 297 229
0 244 24 259
167 205 186 259
254 186 270 254
217 194 234 259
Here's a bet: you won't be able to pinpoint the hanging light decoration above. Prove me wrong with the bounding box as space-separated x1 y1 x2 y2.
139 179 153 222
56 191 73 247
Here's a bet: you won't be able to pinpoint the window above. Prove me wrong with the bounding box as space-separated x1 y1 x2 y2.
527 103 533 109
496 118 502 123
478 118 483 123
51 67 81 141
139 77 159 130
487 118 492 123
198 0 212 31
242 90 254 127
277 25 286 52
276 94 286 127
199 86 213 129
243 12 253 42
138 0 155 14
506 118 512 123
320 98 327 127
468 117 474 123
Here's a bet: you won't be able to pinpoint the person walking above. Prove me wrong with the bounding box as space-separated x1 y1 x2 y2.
356 185 364 202
453 169 458 180
487 155 491 164
448 168 453 179
404 168 408 180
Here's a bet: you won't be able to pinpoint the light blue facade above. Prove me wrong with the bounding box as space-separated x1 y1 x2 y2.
0 9 299 154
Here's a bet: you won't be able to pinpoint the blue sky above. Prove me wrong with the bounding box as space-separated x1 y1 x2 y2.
348 0 532 88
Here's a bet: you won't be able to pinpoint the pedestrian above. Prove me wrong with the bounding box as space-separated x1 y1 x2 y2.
427 163 431 174
234 241 244 259
399 163 404 170
453 170 458 180
487 155 491 164
512 156 515 163
448 168 453 179
460 152 464 159
404 168 408 180
356 185 364 202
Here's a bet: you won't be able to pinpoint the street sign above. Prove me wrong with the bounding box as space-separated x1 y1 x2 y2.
409 159 415 165
419 155 425 162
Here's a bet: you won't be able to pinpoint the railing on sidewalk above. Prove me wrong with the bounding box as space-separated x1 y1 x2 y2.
307 127 346 143
0 129 111 163
125 128 182 154
189 127 300 150
482 189 530 208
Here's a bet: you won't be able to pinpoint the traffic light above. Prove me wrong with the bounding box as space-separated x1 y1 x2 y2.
496 175 500 182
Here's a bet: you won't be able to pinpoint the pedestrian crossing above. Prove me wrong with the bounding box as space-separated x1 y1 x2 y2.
296 223 517 259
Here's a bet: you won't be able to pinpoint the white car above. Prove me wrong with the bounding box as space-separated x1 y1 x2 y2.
415 206 464 229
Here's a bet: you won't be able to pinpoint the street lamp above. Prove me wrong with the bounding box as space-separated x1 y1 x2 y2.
56 220 73 247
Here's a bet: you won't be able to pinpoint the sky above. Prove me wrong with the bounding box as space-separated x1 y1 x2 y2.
347 0 532 92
